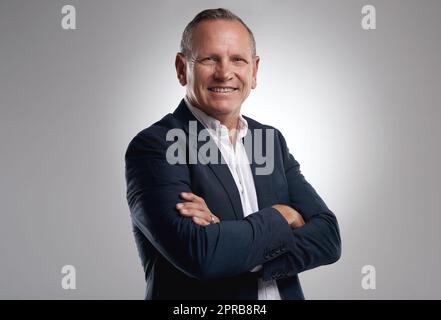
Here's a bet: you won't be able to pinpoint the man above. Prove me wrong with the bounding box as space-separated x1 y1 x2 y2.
125 8 341 300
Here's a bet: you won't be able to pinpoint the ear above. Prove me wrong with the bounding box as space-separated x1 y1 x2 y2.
175 53 187 86
251 56 260 89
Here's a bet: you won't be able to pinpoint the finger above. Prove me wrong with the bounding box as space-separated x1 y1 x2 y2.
180 192 203 203
291 213 306 228
176 202 204 211
179 208 220 225
180 192 196 201
188 209 214 224
178 208 210 221
192 216 210 226
212 215 221 224
295 211 305 224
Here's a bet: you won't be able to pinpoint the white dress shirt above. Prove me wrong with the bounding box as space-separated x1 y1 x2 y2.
184 96 282 300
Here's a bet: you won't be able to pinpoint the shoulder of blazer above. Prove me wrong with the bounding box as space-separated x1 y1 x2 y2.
242 114 278 132
125 113 181 158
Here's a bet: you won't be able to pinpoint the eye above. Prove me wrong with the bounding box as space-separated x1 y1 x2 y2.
198 57 217 65
232 57 248 65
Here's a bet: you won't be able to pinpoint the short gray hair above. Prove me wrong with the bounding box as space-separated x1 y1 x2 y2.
180 8 257 58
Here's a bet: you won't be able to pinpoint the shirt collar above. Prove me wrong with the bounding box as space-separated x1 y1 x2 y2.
184 96 249 140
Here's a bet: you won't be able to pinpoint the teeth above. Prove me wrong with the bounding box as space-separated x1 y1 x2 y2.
209 87 236 93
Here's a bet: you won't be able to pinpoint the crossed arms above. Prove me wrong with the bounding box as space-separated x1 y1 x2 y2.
125 125 341 281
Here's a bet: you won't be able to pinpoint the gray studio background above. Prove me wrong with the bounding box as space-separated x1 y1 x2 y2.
1 0 440 299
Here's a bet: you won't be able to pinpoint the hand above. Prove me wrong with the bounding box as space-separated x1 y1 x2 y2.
272 204 305 229
176 192 220 226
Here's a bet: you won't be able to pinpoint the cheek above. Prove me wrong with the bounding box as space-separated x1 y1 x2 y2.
188 75 204 95
193 67 212 86
238 69 254 88
240 76 253 92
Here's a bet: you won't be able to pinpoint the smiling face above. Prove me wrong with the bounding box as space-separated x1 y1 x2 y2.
176 19 260 129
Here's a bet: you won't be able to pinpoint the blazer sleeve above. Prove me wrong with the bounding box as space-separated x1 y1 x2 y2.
262 129 342 281
125 127 294 281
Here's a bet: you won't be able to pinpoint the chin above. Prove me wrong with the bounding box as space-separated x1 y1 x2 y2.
206 100 241 116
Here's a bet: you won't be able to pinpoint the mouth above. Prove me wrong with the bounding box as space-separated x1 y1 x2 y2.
207 86 239 93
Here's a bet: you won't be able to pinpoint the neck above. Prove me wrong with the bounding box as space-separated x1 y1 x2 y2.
184 96 241 137
220 115 240 132
203 111 240 146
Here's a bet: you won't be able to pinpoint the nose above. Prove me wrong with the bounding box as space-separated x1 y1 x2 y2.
213 59 233 82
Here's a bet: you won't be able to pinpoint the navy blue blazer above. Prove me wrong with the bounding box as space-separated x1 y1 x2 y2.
125 100 341 300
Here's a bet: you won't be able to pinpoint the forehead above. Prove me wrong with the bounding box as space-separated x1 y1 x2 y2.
191 20 252 55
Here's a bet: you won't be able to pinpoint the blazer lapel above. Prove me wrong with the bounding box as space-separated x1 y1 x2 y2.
245 119 275 210
206 163 244 220
173 100 244 220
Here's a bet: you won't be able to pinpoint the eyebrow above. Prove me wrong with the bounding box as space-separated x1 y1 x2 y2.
195 54 250 62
